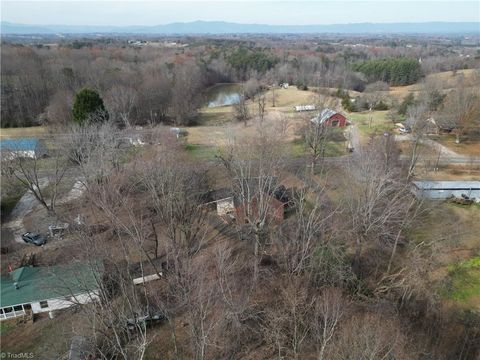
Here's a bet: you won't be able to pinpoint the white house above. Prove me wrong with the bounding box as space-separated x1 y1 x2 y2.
0 262 102 321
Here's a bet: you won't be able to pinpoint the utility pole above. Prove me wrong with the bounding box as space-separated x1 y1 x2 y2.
272 84 276 107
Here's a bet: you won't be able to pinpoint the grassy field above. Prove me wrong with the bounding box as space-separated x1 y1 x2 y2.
410 203 480 309
1 312 75 357
185 143 220 161
290 138 346 158
388 69 480 99
435 135 480 157
442 256 480 307
347 111 393 142
0 126 46 139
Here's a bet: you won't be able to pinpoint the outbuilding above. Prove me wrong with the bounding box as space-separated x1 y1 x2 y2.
0 138 47 160
411 181 480 202
311 108 348 127
294 104 316 112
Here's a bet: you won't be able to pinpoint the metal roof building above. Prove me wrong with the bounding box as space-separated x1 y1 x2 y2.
412 180 480 201
0 138 47 159
0 262 102 320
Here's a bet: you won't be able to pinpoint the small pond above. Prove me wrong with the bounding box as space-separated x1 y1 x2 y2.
205 84 241 108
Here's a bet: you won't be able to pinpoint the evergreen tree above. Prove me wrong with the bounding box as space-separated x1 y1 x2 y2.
72 88 108 124
398 93 415 116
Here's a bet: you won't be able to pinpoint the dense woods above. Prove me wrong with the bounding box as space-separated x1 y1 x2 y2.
1 34 478 128
351 58 422 85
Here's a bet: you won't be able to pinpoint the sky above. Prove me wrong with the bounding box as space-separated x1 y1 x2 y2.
1 1 479 26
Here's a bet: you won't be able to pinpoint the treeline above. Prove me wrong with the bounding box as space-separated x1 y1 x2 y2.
1 37 476 128
352 58 422 86
227 47 279 79
1 44 211 127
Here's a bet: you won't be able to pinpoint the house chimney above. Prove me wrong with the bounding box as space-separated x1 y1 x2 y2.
13 282 19 290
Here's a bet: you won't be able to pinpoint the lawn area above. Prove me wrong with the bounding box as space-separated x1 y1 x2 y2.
265 86 317 110
198 106 236 126
0 126 46 139
388 69 480 100
1 312 75 357
442 256 480 307
185 143 220 161
434 134 480 157
289 138 346 158
409 203 480 309
198 85 317 126
347 111 393 142
0 321 16 335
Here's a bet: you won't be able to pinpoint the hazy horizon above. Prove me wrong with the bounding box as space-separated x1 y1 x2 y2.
2 1 479 27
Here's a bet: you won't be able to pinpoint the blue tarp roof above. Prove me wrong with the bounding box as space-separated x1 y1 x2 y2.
0 138 39 151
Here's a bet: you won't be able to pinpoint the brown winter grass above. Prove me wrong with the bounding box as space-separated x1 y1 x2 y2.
435 134 480 157
388 68 480 99
410 202 480 309
347 110 393 143
414 165 480 181
0 126 46 138
198 85 318 127
1 310 80 357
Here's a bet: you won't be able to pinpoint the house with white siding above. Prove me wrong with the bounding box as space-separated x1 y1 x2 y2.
0 262 102 321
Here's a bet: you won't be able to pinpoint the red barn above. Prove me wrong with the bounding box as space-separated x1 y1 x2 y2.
311 108 348 127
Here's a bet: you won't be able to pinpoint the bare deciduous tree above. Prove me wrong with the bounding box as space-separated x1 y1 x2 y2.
332 314 409 360
312 288 345 360
257 94 267 123
64 120 124 188
342 136 417 276
439 87 480 143
105 85 137 128
2 143 69 215
218 125 285 281
233 91 250 126
405 102 430 180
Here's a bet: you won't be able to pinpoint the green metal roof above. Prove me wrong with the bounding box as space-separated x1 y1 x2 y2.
0 261 103 308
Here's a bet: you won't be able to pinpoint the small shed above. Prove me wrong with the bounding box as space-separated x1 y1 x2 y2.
311 108 348 127
130 257 164 285
294 104 316 112
412 181 480 202
205 188 235 217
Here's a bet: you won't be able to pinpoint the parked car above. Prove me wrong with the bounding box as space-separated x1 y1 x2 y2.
21 232 47 246
127 313 167 331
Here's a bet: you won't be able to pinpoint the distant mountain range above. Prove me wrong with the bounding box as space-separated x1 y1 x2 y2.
1 21 479 35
